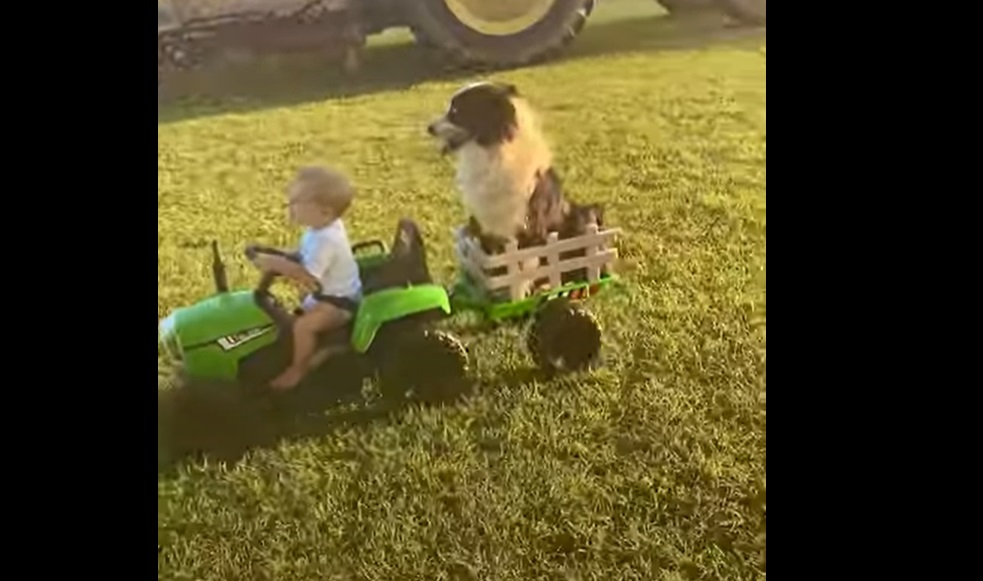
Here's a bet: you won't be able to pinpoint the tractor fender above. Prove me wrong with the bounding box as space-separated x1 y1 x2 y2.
350 284 452 354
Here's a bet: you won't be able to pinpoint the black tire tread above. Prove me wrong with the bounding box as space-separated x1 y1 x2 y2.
527 298 603 376
376 329 471 404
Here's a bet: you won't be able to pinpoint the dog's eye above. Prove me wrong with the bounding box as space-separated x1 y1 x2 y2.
449 107 459 119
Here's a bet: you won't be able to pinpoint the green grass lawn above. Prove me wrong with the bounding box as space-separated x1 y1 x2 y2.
158 1 766 579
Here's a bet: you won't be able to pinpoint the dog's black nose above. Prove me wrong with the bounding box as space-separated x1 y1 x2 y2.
427 124 437 136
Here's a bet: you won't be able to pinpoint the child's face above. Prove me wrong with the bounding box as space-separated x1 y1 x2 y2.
286 183 332 227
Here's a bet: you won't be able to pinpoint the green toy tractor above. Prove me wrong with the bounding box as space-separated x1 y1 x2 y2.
158 219 471 404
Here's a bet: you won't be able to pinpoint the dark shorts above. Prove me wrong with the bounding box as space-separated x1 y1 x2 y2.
312 294 360 314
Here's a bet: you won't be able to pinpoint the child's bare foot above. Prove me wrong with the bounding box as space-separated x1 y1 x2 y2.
270 366 305 391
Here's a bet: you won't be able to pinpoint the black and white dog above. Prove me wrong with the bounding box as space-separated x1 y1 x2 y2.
427 81 604 294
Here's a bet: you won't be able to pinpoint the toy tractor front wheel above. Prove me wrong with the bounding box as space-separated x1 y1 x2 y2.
527 298 603 377
376 329 472 405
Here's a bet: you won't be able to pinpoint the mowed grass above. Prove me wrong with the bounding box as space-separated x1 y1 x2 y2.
157 2 766 580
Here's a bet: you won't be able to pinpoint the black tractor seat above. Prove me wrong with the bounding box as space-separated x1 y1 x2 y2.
360 218 434 295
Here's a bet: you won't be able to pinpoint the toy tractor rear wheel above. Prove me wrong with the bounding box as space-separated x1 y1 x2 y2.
527 298 602 377
376 329 472 405
407 0 596 68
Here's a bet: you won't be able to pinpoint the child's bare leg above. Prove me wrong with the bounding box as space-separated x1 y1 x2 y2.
271 304 351 391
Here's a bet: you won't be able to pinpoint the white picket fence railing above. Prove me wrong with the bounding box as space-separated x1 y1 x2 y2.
454 223 622 302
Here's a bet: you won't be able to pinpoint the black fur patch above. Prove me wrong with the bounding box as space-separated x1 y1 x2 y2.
558 202 608 285
469 169 570 255
521 168 569 249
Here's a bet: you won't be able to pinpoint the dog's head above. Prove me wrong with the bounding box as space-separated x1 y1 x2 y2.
428 81 521 154
562 203 606 238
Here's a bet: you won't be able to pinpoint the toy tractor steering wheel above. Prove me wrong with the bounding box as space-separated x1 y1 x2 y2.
245 245 302 295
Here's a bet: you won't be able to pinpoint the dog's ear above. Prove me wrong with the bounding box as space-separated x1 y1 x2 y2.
475 121 517 146
565 203 605 232
475 97 519 146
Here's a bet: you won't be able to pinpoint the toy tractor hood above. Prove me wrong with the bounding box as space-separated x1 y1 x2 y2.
159 290 282 382
160 291 276 352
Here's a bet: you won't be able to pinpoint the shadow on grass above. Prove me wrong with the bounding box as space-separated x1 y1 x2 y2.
158 355 380 475
157 351 560 476
157 14 765 125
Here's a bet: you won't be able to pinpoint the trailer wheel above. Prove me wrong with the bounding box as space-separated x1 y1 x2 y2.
407 0 596 67
527 298 602 377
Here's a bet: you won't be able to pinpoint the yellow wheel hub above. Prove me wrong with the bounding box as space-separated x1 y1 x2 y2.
443 0 560 36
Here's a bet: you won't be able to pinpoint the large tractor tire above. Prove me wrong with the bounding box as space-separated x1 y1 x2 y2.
407 0 597 67
713 0 766 26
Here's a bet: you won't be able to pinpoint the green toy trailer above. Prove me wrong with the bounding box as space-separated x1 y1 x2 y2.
449 220 623 376
158 219 471 404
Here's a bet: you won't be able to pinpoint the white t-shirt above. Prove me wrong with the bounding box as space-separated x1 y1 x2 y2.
298 220 363 310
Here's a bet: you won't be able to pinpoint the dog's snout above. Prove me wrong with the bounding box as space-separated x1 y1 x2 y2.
427 123 438 136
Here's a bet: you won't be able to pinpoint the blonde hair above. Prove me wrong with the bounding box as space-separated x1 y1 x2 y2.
291 166 356 217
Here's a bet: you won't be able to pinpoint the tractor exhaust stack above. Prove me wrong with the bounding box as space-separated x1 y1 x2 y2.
212 241 229 294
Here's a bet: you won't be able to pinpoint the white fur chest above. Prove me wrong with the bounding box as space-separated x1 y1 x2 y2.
454 142 538 240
